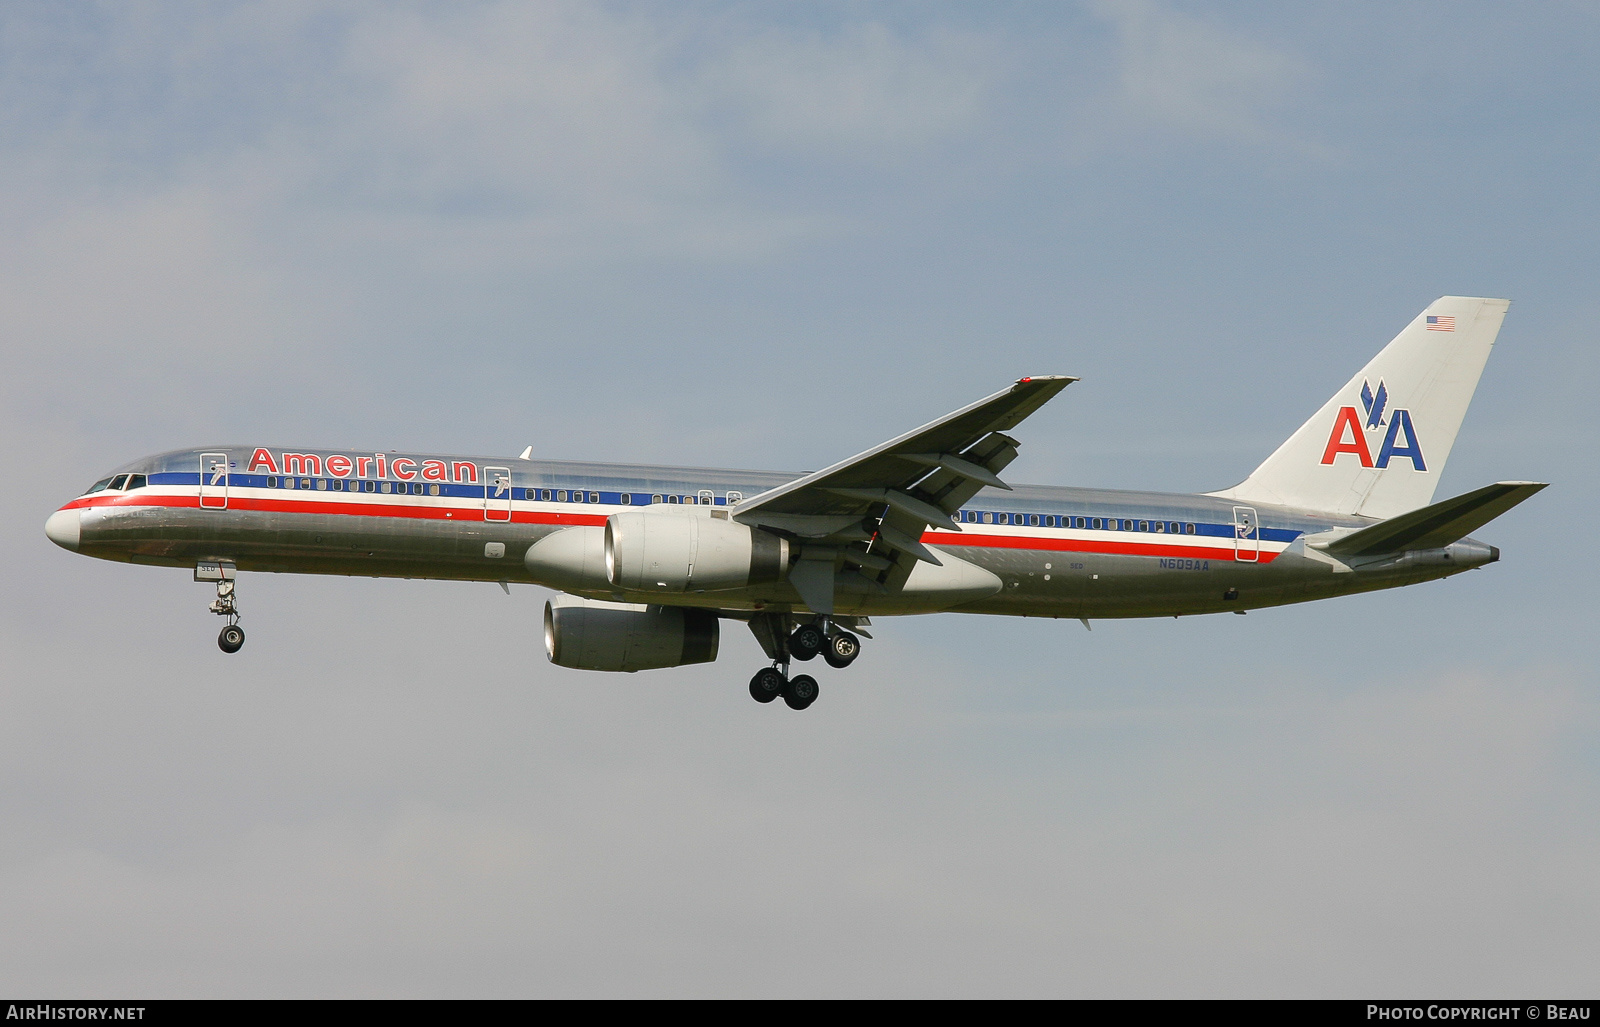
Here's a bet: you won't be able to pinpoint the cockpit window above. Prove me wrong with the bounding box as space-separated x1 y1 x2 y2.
126 474 147 490
107 474 130 491
85 477 113 494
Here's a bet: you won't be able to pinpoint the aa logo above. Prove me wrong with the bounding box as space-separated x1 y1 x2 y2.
1320 379 1426 470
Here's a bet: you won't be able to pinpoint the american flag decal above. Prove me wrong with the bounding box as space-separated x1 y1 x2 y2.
1426 315 1456 331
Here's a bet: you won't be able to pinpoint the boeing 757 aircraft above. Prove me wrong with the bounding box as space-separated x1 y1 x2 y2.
46 297 1544 710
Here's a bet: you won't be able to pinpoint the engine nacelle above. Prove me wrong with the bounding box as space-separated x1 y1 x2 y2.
544 595 719 672
605 509 789 592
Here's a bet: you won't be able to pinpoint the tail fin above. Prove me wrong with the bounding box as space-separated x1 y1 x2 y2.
1210 296 1510 518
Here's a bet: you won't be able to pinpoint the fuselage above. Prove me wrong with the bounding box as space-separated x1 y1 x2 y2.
46 445 1497 620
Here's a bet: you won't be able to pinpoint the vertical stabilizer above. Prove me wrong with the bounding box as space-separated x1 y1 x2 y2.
1210 297 1509 519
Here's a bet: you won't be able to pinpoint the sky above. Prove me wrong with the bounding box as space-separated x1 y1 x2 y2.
1 0 1597 998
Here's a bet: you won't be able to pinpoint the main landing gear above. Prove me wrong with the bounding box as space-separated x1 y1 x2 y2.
748 666 817 710
746 614 863 711
786 619 860 669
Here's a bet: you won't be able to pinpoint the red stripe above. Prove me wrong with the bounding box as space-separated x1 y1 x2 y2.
63 493 609 526
61 495 1278 564
922 530 1279 564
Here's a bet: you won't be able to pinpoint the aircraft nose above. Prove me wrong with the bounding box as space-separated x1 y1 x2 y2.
45 508 81 551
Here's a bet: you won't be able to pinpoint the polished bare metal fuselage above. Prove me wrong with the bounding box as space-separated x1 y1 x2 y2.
59 446 1492 622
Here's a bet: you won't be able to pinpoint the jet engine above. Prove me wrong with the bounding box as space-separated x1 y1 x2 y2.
544 595 719 672
605 509 789 592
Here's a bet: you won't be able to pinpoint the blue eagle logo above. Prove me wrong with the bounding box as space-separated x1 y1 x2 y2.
1359 379 1388 431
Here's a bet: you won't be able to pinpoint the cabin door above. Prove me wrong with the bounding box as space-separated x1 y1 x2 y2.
200 452 229 510
1232 506 1259 562
484 466 512 522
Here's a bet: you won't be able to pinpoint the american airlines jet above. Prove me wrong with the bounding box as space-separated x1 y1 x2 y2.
46 297 1544 710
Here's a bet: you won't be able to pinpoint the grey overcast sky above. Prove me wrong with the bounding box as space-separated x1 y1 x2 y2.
2 1 1596 997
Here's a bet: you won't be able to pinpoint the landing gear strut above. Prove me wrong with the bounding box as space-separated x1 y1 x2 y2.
209 578 245 653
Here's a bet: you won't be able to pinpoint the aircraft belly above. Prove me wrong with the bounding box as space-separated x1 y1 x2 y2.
78 505 560 582
948 544 1349 619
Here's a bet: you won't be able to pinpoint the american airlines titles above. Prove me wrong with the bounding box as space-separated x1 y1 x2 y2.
246 449 481 484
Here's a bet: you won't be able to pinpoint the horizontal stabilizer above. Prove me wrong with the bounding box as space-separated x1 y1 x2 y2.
1321 481 1547 558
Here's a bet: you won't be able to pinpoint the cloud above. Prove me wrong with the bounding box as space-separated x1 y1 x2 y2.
1090 0 1311 144
700 21 992 158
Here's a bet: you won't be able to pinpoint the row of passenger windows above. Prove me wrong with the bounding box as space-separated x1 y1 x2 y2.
81 475 1197 534
267 476 442 495
84 474 148 494
259 477 743 506
962 510 1197 534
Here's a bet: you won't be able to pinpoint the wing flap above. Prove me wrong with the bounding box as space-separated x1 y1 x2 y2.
731 376 1074 608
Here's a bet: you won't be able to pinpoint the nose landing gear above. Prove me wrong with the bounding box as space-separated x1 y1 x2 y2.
198 562 244 653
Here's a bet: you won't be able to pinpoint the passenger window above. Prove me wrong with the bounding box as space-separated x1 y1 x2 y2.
1139 520 1148 532
1076 517 1087 529
698 490 713 506
555 490 566 502
1153 521 1165 533
1185 523 1196 534
728 491 743 504
379 481 391 493
429 484 440 496
668 494 679 504
316 479 327 491
590 492 600 504
621 493 632 505
267 476 278 488
1029 514 1040 527
300 478 311 489
982 512 993 523
652 494 663 504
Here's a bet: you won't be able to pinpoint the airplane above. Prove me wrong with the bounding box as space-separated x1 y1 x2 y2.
45 297 1545 710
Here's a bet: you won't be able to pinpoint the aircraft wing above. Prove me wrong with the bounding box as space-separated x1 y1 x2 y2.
731 376 1075 609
